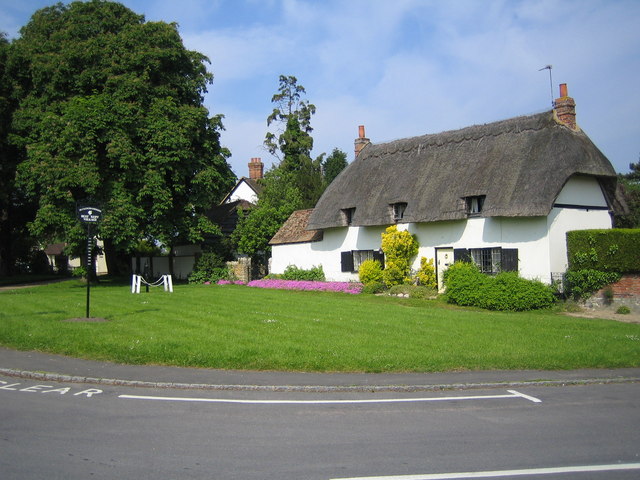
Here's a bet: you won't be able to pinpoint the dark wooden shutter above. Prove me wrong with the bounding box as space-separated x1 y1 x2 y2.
341 251 354 272
454 248 471 263
501 248 519 272
372 250 385 268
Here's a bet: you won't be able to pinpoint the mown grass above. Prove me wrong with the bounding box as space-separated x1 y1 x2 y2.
1 279 639 372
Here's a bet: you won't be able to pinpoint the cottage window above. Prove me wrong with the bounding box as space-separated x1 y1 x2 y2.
465 195 486 215
391 202 407 221
341 208 356 225
453 247 518 274
341 250 385 273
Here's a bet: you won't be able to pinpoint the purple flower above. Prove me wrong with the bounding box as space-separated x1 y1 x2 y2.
217 279 232 285
246 279 362 294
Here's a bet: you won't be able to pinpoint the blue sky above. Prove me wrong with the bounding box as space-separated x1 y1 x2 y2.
2 0 639 177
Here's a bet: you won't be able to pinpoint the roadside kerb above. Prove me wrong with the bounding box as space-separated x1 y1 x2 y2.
1 367 638 393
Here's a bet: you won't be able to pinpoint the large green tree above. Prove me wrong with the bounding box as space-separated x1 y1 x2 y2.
7 1 235 274
233 75 323 262
322 148 348 186
264 75 323 208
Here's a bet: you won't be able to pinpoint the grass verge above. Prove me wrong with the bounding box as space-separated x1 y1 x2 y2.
0 279 638 372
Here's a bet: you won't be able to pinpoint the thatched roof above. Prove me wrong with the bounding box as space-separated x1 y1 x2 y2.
308 110 618 230
270 209 323 245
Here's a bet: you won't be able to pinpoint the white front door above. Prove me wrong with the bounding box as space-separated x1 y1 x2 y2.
436 248 454 292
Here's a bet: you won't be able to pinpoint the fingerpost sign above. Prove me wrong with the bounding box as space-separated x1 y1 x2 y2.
77 204 102 318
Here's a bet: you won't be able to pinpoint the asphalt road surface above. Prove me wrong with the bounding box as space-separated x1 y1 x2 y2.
1 375 639 479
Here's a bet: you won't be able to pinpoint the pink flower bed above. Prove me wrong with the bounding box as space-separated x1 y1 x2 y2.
215 278 362 294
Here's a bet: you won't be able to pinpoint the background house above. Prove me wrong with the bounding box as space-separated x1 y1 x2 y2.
270 84 623 288
206 157 264 240
132 158 264 280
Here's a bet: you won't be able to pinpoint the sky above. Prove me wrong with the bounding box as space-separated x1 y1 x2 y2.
1 0 639 178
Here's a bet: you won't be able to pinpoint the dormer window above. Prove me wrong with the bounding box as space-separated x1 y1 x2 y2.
341 208 355 226
391 202 407 221
465 195 486 215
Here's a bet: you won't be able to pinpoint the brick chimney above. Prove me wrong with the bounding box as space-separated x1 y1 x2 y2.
354 125 370 158
248 157 264 180
554 83 577 130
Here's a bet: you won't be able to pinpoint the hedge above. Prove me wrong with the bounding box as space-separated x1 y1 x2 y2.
567 229 640 273
443 262 555 311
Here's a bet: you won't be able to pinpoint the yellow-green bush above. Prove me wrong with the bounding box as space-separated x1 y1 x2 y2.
416 257 437 288
381 225 418 287
359 259 383 285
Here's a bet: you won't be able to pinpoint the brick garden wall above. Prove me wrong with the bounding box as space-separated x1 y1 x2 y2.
588 274 640 312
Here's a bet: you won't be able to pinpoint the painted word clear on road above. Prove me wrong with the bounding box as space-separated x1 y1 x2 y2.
0 380 102 397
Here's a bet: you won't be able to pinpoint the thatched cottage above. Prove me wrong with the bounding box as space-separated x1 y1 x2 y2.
270 84 622 288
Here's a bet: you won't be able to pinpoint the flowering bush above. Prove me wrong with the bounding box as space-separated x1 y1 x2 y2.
381 225 418 287
247 279 363 294
416 257 437 289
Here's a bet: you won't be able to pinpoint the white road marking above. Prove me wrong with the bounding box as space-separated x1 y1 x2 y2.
507 389 542 403
331 462 640 479
118 389 541 405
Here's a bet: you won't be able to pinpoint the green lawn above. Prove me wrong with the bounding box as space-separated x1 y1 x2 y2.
1 278 639 372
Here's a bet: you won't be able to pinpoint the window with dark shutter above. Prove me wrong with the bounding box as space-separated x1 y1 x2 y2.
372 250 385 268
341 251 354 272
341 249 382 272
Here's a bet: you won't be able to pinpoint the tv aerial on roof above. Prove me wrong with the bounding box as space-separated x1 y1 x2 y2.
538 65 554 107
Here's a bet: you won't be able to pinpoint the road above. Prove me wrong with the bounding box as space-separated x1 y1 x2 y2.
1 375 639 479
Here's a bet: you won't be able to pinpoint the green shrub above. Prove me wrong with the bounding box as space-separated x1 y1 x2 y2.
409 286 437 299
416 257 437 289
188 253 230 284
442 262 488 307
564 269 621 300
567 229 640 272
615 305 631 315
444 262 555 311
478 272 555 311
281 265 325 281
359 259 384 285
361 281 386 294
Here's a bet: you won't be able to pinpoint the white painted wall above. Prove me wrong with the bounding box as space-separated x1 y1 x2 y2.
226 180 258 204
270 176 613 283
554 175 608 207
412 216 552 281
547 175 612 273
271 225 386 281
547 208 612 273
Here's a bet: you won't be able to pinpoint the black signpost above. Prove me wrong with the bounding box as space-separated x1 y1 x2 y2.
77 204 102 318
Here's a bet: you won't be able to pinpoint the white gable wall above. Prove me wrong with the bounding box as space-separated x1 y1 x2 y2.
547 175 612 273
226 180 258 204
